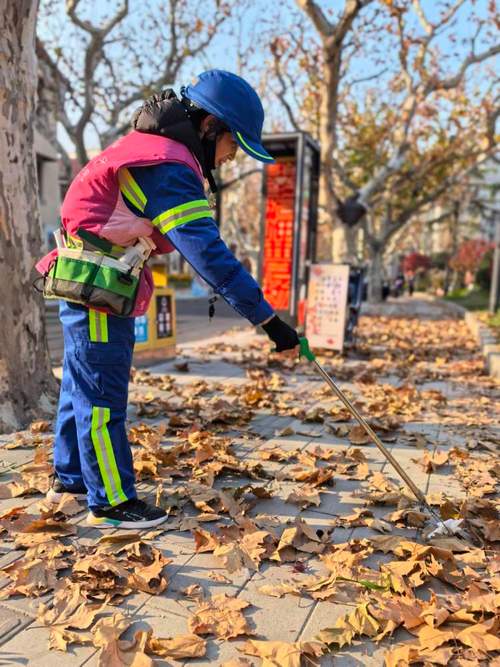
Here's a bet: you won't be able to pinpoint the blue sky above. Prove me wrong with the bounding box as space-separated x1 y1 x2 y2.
37 0 497 154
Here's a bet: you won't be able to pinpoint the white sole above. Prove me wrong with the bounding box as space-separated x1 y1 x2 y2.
46 488 87 503
86 513 167 530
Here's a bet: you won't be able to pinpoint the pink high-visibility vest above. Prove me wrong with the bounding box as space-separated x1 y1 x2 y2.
36 131 205 316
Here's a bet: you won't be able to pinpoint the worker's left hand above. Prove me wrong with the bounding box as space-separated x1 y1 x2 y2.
261 315 300 354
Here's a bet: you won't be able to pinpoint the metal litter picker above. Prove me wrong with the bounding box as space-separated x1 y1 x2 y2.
298 337 456 537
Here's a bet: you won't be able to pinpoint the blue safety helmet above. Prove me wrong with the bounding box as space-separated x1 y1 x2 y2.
184 70 275 164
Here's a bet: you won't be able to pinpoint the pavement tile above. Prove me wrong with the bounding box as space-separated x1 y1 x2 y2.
0 606 34 649
0 620 96 666
238 564 316 642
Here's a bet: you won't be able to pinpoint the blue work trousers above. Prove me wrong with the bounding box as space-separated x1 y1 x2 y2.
54 301 136 509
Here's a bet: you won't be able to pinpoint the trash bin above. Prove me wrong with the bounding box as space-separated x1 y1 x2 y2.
133 261 176 364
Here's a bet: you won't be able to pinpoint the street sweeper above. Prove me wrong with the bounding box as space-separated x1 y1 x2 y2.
36 70 300 529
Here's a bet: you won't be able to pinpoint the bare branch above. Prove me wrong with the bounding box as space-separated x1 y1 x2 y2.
412 0 433 36
358 146 409 204
219 168 262 191
270 43 301 132
295 0 332 36
429 43 500 92
66 0 129 36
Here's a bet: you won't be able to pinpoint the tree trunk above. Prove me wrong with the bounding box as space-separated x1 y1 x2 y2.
367 243 384 303
0 0 58 432
317 37 350 264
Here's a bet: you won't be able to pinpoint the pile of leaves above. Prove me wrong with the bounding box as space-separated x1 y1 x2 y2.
0 311 498 665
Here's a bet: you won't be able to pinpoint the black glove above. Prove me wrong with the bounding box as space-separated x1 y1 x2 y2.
261 315 300 352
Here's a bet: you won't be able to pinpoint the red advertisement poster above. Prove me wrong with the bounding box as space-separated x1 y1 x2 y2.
262 158 296 311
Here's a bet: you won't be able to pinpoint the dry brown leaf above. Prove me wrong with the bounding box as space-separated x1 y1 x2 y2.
209 571 232 584
38 493 83 517
192 528 221 553
418 624 455 651
38 582 104 630
271 519 330 562
181 583 205 602
21 516 77 536
417 449 449 472
275 426 295 437
258 582 301 598
384 644 454 667
285 485 321 508
365 517 392 533
0 557 58 598
129 549 171 594
214 529 275 573
456 618 500 653
317 602 379 648
240 639 323 667
30 420 51 433
92 614 151 667
145 632 207 659
188 593 252 639
348 425 372 445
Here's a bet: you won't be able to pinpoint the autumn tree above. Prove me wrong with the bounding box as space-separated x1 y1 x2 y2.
402 252 430 275
0 0 58 432
449 239 493 275
270 0 499 300
36 0 236 168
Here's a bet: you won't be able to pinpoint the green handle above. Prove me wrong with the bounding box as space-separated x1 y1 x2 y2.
299 337 316 361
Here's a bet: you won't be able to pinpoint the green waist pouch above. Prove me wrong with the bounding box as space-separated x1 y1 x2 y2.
43 248 140 317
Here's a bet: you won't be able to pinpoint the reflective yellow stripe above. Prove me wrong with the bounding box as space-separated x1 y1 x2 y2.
99 312 108 342
89 310 108 343
121 185 145 212
124 169 146 206
118 168 146 213
159 209 213 234
151 199 212 233
235 131 273 161
91 407 127 506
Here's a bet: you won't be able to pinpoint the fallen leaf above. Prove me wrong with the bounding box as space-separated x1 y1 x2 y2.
188 594 252 639
285 485 321 508
240 639 323 667
145 632 206 659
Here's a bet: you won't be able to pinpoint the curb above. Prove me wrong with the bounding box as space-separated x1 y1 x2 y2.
439 299 500 380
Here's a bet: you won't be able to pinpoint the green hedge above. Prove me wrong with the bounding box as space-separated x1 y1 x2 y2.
444 288 489 311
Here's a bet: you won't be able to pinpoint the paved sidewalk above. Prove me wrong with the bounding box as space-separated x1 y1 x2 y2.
0 298 498 666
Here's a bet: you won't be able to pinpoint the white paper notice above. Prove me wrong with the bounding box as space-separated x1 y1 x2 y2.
306 264 349 350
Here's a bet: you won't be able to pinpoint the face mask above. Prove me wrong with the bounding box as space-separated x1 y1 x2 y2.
201 133 217 172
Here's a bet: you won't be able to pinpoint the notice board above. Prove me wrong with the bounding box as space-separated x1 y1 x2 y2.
306 264 349 350
156 294 173 339
261 158 296 311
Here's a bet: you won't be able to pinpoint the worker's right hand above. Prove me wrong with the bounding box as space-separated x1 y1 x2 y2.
261 315 300 354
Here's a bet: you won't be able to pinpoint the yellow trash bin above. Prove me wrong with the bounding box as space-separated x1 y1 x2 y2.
133 262 176 364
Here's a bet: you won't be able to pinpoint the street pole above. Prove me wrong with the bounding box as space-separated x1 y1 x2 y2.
489 216 500 314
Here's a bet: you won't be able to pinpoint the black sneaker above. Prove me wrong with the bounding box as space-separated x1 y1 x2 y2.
87 498 167 529
46 477 87 504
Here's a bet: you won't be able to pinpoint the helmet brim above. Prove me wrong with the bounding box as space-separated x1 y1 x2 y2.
233 130 275 164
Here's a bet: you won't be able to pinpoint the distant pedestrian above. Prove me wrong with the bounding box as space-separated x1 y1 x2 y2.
408 275 415 296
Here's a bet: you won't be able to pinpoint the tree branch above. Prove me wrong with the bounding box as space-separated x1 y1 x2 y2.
295 0 332 36
219 168 262 191
429 43 500 92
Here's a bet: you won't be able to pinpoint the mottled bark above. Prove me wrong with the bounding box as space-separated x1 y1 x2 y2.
367 243 384 303
0 0 58 432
